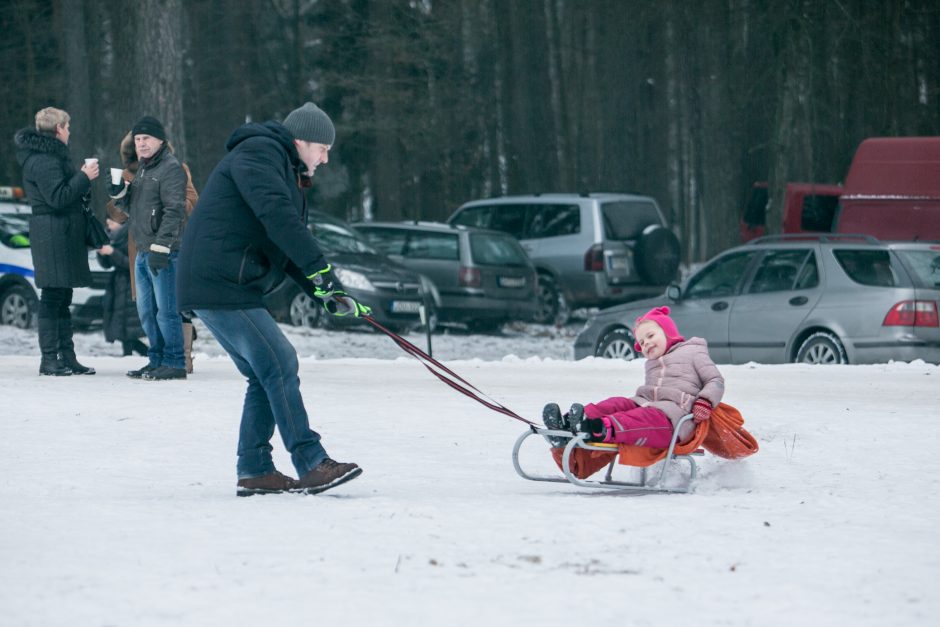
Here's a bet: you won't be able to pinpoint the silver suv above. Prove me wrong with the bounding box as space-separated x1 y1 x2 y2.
448 193 680 323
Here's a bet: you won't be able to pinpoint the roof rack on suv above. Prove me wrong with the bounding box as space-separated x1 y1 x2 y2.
749 233 881 245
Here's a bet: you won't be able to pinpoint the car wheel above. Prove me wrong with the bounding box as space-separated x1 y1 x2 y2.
634 225 681 285
0 284 38 329
533 273 560 324
796 331 847 364
595 327 638 361
288 291 322 328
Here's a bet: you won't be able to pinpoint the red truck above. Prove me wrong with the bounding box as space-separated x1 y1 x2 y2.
741 136 940 242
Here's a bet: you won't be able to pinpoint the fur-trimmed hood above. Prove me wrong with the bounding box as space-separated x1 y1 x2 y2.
14 127 69 165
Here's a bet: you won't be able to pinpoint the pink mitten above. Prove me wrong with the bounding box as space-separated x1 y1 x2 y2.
692 398 712 423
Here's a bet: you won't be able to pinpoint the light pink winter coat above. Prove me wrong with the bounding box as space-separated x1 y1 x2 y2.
631 337 725 428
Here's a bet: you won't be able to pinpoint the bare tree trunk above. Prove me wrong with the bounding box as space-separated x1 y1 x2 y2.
663 13 681 251
767 0 815 235
368 0 402 219
544 0 570 190
134 0 186 160
493 0 558 193
61 0 93 162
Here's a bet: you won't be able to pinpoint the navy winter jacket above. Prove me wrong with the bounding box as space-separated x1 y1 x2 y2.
176 122 326 310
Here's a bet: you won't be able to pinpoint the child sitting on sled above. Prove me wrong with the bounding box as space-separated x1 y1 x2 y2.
543 306 724 448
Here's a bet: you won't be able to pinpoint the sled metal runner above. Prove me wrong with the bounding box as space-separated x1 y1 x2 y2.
512 415 702 493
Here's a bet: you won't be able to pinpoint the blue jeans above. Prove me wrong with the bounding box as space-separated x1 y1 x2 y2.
193 308 328 479
135 251 185 369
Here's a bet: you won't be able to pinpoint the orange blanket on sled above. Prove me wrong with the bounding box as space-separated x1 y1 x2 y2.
550 402 759 479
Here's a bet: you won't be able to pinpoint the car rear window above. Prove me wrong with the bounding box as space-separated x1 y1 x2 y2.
404 232 459 260
527 204 580 238
358 228 408 255
469 233 528 266
833 249 900 287
453 204 527 239
602 201 662 240
309 221 376 254
894 249 940 287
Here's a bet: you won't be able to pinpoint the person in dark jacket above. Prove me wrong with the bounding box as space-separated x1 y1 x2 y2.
97 218 147 356
106 130 199 373
13 107 98 376
110 116 188 381
177 102 368 496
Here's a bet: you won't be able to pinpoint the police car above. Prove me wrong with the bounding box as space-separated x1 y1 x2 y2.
0 186 109 329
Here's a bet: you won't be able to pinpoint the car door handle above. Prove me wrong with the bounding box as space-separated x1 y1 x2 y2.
711 301 729 311
789 296 808 306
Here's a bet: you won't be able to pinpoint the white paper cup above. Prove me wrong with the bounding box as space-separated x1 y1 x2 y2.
84 158 98 167
110 168 123 185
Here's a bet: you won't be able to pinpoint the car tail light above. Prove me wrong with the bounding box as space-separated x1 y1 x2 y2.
882 300 940 327
459 266 481 287
584 244 604 272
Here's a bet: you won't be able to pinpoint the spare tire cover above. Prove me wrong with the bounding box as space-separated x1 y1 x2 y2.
634 225 680 284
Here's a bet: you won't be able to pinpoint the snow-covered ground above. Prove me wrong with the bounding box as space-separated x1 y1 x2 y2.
1 322 938 626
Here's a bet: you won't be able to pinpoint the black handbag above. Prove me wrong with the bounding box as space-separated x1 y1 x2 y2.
83 203 110 249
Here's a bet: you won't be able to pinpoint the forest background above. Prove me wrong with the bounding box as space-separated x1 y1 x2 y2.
2 0 938 263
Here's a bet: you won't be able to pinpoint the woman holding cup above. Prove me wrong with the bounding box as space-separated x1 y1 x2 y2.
13 107 99 376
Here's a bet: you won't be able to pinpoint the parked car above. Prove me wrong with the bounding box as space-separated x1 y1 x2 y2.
353 221 539 332
573 235 940 365
0 186 109 330
263 210 436 332
448 193 680 323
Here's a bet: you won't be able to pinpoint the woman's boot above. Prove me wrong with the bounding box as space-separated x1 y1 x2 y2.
38 316 71 376
58 314 95 375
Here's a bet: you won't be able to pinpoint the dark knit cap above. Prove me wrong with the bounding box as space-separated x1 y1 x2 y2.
131 115 166 141
283 102 335 145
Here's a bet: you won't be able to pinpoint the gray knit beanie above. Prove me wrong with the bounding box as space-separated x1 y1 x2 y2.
283 102 335 145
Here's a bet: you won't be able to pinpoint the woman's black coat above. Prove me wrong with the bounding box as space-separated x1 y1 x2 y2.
13 128 92 288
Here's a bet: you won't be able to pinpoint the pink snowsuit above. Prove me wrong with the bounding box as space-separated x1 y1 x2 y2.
586 337 724 448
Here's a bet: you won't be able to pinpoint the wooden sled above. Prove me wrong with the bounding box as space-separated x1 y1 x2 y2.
512 414 702 493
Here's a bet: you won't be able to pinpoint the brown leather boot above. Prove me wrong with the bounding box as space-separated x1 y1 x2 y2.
182 322 194 374
297 459 362 494
236 470 299 497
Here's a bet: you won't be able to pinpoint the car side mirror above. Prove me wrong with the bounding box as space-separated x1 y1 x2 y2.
666 283 681 301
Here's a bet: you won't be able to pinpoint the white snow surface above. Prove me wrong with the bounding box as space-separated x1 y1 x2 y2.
1 321 938 626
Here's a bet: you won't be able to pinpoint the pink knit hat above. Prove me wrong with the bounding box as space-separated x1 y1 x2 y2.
633 306 685 353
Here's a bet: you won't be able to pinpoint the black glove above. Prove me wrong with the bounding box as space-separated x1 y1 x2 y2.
306 263 341 299
108 180 128 199
322 291 372 318
148 250 170 275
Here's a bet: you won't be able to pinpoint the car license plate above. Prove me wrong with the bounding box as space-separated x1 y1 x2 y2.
390 300 421 313
609 256 627 271
498 276 526 288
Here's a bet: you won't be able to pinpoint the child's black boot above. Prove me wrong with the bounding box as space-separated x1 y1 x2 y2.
578 417 607 442
567 403 585 430
542 403 569 448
